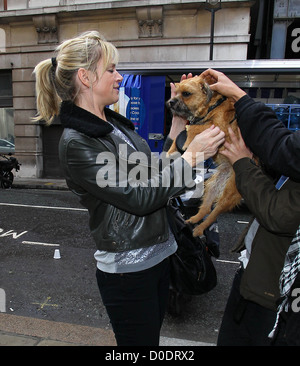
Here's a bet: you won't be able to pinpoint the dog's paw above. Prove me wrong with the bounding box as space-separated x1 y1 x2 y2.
192 224 204 237
166 150 178 158
182 143 189 151
185 215 199 225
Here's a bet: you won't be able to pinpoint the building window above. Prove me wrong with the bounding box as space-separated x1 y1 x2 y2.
0 70 14 152
0 28 5 52
0 70 12 107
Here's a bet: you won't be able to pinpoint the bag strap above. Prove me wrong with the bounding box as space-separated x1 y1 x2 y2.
171 196 189 219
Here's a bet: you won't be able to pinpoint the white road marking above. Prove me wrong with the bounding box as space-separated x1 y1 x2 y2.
160 336 215 346
0 202 86 249
216 259 240 264
0 202 87 212
22 241 60 247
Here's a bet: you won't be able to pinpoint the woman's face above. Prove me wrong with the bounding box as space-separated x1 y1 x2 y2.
92 59 123 107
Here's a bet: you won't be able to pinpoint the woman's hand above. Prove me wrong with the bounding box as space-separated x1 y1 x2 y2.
219 127 253 165
182 125 225 167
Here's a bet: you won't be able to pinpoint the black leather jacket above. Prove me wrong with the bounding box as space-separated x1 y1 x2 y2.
58 101 195 252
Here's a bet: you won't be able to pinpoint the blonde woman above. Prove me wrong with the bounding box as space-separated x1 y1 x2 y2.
33 31 225 346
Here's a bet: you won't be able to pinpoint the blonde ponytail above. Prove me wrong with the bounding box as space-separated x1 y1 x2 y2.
33 31 119 125
33 59 61 125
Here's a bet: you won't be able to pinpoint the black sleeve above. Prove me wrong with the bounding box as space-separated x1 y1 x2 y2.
235 95 300 182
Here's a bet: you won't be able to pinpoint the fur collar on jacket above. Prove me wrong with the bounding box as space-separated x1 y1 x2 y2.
59 101 135 138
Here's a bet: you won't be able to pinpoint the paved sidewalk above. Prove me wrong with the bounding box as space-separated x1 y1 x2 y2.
0 312 214 346
0 313 116 346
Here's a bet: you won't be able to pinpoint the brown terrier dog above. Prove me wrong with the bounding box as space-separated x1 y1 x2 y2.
167 75 242 237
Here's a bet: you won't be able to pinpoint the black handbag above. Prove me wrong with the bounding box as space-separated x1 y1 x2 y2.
167 197 217 296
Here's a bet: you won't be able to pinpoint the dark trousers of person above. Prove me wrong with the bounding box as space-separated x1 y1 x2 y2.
271 272 300 346
96 258 170 346
217 267 277 346
272 309 300 346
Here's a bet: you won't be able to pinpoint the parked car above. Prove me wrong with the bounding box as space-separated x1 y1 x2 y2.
0 139 15 154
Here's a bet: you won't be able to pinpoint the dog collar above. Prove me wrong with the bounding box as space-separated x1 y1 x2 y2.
189 95 228 125
229 114 237 124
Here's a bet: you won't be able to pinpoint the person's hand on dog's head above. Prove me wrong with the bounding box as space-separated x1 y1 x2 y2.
200 69 246 102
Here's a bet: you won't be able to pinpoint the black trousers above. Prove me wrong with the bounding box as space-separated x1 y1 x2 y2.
272 272 300 346
96 258 170 346
217 267 277 346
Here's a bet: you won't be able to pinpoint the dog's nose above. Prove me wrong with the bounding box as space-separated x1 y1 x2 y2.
168 99 176 107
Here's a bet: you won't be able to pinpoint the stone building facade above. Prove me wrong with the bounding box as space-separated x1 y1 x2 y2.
0 0 261 178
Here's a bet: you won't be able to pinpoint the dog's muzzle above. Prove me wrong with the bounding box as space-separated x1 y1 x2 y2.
167 98 192 119
167 98 178 109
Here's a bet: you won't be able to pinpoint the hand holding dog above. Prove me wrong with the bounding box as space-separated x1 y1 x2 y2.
201 69 246 102
220 127 253 165
182 125 225 167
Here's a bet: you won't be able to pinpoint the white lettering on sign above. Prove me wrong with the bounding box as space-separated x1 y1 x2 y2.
291 28 300 53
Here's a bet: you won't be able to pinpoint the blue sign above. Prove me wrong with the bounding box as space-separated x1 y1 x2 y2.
110 75 166 152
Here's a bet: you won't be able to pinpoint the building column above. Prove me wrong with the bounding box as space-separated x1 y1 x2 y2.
270 20 288 58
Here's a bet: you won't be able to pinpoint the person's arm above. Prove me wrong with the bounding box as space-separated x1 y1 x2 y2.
234 158 300 235
234 95 300 181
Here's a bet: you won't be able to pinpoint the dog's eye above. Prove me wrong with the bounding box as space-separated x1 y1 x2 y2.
182 91 192 98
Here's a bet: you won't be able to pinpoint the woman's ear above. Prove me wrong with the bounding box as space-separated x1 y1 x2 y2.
77 68 91 87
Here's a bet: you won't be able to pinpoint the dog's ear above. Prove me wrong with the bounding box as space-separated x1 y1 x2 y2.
200 82 213 103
